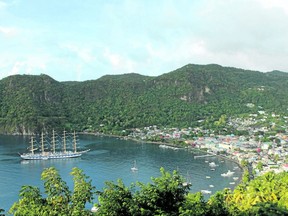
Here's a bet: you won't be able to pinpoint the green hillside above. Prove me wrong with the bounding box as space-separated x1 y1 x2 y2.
0 64 288 135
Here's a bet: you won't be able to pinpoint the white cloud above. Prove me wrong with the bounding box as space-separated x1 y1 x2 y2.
103 48 136 73
9 61 25 75
164 0 288 72
0 1 7 9
26 56 47 71
103 48 120 67
6 55 48 78
0 26 18 37
145 43 162 59
1 0 288 81
75 64 83 81
60 43 95 63
187 40 209 57
256 0 288 14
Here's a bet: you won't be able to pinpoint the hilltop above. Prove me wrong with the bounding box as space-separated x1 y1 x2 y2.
0 64 288 135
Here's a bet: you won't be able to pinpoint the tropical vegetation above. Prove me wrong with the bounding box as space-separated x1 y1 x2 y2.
9 167 95 216
5 167 288 215
2 63 288 215
1 64 288 135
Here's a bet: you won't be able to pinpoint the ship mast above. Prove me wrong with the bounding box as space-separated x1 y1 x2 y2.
63 130 66 153
73 131 77 153
41 132 45 155
52 129 56 154
31 136 34 155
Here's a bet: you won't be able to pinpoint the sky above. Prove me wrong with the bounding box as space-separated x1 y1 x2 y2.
0 0 288 82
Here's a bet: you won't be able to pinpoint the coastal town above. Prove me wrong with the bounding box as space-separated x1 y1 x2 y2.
126 109 288 177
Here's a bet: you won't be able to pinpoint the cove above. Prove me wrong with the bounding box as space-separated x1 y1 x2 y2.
0 134 242 211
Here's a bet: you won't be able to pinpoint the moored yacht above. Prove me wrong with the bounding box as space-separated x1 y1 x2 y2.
221 170 235 177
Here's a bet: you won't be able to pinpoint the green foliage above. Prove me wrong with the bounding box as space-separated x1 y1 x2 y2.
96 169 288 215
2 64 288 134
9 186 44 216
256 161 264 171
243 202 288 216
133 167 190 215
96 167 190 216
96 179 134 216
70 167 95 214
227 171 288 213
179 192 208 216
9 167 95 216
242 170 251 184
7 167 288 215
206 190 230 216
240 159 249 168
41 167 71 214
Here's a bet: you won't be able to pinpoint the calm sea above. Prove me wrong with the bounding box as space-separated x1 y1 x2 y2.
0 134 242 211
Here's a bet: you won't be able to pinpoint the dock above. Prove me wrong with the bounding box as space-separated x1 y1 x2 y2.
194 154 215 159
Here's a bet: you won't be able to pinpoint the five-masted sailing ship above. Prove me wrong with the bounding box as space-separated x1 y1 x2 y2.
20 130 89 160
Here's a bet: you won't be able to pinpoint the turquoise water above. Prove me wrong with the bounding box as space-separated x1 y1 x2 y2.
0 134 242 211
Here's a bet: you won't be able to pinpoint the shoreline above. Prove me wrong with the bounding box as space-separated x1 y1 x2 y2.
80 132 244 188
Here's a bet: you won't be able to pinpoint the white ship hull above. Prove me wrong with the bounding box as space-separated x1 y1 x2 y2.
20 150 89 160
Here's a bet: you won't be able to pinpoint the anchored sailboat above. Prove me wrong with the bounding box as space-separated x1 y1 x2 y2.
131 160 138 172
20 130 89 160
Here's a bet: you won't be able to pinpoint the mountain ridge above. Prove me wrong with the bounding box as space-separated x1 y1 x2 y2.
1 64 288 135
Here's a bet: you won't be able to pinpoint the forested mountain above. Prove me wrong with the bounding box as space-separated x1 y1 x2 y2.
1 64 288 135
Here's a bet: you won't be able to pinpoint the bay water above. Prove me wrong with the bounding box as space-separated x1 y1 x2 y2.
0 134 242 211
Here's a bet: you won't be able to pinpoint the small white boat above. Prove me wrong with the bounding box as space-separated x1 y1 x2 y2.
206 176 211 179
209 162 217 167
201 190 212 194
183 181 192 187
229 182 235 185
131 160 138 172
91 206 99 213
221 170 234 177
233 177 239 180
183 172 192 186
209 184 214 188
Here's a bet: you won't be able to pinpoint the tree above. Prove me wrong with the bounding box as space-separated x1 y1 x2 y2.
9 167 95 216
95 179 134 216
240 159 249 168
207 190 230 216
242 170 251 184
41 167 71 215
226 171 288 213
70 167 96 215
9 186 44 215
133 167 190 215
8 166 288 215
179 192 208 216
256 161 264 172
96 167 190 216
244 202 288 215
